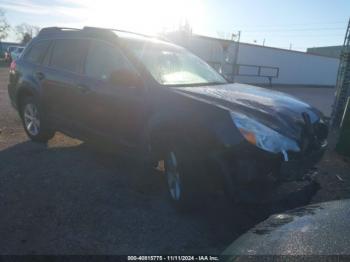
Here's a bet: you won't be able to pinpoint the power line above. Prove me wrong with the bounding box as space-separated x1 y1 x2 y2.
244 27 346 33
243 34 345 38
232 21 348 28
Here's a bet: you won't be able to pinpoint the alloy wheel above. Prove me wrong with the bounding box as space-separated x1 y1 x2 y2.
166 151 181 201
23 103 40 136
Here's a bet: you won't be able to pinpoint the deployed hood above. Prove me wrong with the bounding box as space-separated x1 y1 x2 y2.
174 83 322 140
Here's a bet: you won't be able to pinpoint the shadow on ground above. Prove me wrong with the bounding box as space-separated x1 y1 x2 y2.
0 140 318 254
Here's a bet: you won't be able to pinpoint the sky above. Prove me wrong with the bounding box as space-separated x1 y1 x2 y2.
0 0 349 51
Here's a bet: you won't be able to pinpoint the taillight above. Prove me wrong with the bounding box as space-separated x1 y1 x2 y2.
10 60 16 72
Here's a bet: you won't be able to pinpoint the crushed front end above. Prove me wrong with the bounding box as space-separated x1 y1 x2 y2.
279 114 328 182
210 113 328 204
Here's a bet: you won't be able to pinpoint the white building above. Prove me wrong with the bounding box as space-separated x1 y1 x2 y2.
166 32 340 87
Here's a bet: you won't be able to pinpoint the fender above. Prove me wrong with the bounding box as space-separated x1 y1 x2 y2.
15 83 40 110
14 67 43 111
142 109 218 159
143 110 188 149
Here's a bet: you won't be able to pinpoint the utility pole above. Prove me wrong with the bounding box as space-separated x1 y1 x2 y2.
231 30 241 83
332 18 350 128
263 38 266 46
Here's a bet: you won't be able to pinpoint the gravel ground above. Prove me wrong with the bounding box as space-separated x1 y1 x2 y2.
0 66 349 254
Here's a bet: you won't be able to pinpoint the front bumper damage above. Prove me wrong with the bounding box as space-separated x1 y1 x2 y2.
279 143 326 181
210 138 327 204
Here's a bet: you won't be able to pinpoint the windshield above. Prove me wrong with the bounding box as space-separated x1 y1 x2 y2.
122 39 227 86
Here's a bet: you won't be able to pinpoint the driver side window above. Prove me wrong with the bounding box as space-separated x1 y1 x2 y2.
84 40 130 81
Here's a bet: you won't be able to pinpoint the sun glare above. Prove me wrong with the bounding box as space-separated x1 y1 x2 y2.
75 0 204 35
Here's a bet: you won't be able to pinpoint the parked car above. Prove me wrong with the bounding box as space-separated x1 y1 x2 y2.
10 47 25 62
8 27 328 210
223 199 350 255
4 46 20 63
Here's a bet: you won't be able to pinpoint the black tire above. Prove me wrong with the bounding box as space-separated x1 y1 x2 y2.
218 158 239 205
163 144 206 211
20 96 55 143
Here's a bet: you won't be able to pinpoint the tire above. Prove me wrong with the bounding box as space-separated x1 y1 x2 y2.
20 96 55 143
163 144 205 211
218 158 239 205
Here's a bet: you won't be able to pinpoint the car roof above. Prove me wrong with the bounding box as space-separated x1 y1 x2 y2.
36 26 176 47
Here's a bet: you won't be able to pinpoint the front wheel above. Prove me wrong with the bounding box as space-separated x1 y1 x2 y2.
20 96 55 143
165 151 182 202
163 147 205 211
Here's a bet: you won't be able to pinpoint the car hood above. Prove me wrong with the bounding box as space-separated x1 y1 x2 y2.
174 83 322 140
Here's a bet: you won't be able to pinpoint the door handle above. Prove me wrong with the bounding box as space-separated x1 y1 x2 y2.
35 71 45 80
76 84 92 93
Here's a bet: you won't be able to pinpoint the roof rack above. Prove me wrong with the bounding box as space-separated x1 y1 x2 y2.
83 26 154 39
37 26 168 43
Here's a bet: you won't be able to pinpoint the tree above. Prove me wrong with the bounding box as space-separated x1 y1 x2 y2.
178 19 192 35
21 33 32 45
0 9 10 41
15 23 40 45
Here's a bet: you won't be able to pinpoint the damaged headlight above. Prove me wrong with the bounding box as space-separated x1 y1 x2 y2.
231 113 300 154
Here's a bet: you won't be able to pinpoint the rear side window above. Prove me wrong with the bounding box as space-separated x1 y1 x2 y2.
84 40 131 80
24 41 51 64
50 39 88 73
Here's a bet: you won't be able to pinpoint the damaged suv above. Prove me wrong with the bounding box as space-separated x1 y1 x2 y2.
8 27 328 209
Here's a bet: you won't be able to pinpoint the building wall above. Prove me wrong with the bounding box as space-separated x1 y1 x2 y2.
307 46 342 58
235 43 340 86
166 33 340 87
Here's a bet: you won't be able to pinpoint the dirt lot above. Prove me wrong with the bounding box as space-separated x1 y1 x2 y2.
0 66 350 254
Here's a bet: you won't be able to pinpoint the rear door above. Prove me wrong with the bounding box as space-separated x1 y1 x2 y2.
78 39 150 150
41 38 89 134
10 40 51 104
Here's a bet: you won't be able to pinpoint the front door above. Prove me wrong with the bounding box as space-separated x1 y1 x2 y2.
78 39 150 152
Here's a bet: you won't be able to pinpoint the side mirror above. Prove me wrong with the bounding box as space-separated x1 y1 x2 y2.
110 69 143 88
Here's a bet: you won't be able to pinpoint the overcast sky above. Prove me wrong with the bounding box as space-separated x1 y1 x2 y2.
0 0 349 51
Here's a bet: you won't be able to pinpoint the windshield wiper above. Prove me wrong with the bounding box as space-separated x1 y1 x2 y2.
165 81 227 88
205 81 227 86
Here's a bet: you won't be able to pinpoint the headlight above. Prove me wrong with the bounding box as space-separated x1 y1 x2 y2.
231 112 300 154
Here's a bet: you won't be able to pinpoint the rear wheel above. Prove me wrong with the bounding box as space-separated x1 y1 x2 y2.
20 96 55 143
